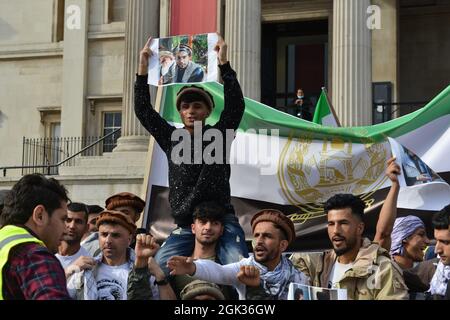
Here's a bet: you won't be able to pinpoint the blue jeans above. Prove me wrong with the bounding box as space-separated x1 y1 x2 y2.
155 213 249 277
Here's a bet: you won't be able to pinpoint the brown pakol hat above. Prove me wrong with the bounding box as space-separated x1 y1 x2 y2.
96 210 137 234
105 192 145 213
251 209 296 244
180 280 225 300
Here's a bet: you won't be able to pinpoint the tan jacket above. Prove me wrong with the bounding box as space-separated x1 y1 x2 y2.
291 238 408 300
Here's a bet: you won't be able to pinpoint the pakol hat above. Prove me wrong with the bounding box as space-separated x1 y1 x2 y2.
180 280 225 300
105 192 145 214
251 209 296 244
96 210 137 234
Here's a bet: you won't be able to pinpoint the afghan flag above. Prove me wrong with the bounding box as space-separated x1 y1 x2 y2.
144 82 450 250
312 88 340 127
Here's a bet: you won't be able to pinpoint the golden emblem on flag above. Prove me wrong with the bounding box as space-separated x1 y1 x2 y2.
278 135 388 223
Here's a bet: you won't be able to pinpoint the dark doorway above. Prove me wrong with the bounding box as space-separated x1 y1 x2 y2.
399 1 450 116
261 20 328 117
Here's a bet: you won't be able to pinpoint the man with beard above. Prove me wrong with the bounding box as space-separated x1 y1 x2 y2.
161 44 205 84
67 210 176 300
82 192 146 256
56 202 94 278
167 209 309 300
291 194 408 300
0 174 70 300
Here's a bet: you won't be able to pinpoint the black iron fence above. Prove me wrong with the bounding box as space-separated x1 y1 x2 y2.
1 128 121 177
21 136 103 175
373 101 428 124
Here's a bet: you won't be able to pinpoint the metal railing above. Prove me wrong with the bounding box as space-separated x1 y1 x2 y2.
1 128 121 177
373 101 428 124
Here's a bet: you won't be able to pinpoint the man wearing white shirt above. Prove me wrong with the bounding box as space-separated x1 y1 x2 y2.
168 209 309 300
56 202 94 277
67 210 176 300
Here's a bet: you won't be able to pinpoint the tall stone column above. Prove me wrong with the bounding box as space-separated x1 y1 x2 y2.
225 0 261 101
332 0 372 126
61 0 89 138
114 0 160 152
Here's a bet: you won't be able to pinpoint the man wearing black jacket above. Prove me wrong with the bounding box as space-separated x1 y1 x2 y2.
134 36 249 277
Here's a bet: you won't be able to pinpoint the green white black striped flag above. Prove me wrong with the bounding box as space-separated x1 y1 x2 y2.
144 82 450 249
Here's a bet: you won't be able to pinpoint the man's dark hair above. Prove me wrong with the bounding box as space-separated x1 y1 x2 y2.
68 202 89 222
193 201 226 224
87 204 104 214
432 204 450 230
324 194 365 221
0 174 69 226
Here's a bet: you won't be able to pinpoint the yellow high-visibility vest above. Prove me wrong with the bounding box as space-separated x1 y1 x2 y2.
0 225 44 300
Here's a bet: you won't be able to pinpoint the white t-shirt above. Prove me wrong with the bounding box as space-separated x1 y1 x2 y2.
328 261 353 289
56 246 91 269
96 263 130 300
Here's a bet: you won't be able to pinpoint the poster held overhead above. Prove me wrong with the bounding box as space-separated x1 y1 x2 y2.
147 33 219 86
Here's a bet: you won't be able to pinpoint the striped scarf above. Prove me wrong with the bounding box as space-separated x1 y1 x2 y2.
390 216 425 256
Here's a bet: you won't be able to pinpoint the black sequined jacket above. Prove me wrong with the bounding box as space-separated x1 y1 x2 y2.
134 62 245 227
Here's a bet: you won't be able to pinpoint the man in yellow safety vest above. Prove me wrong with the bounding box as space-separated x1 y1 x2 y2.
0 174 71 300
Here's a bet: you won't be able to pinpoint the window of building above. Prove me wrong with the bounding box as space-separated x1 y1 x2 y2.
102 112 122 152
54 0 65 42
110 0 126 22
261 20 329 117
25 107 62 175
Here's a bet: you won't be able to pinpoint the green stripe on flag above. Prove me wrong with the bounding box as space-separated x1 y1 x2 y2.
160 82 450 143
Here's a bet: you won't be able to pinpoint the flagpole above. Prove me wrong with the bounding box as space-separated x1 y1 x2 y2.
321 87 342 127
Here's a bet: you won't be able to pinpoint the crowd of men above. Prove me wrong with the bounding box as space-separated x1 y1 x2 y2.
0 35 448 300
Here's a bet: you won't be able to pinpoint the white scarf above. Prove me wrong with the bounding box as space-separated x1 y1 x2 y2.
248 255 309 300
69 249 136 300
428 261 450 296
